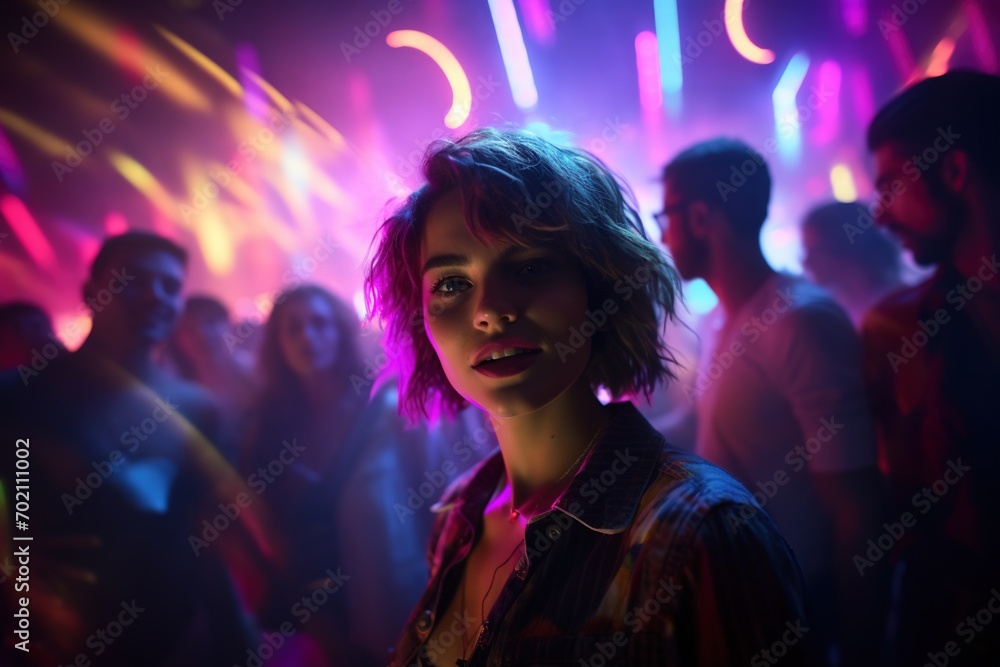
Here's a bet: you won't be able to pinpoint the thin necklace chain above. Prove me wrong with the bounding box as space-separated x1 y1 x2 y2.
456 416 610 664
509 416 608 522
459 538 524 664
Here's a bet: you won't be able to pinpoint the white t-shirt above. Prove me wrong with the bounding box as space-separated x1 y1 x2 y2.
691 273 876 580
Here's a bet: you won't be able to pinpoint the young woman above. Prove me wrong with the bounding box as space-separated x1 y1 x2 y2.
365 128 817 666
242 285 432 666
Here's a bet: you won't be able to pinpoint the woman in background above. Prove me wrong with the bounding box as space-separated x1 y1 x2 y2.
243 284 432 666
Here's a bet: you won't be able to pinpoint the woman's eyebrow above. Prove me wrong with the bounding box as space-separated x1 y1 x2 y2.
421 245 535 276
421 253 469 275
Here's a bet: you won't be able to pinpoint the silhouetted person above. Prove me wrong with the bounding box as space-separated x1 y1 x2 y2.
162 294 257 456
0 301 63 372
800 201 906 328
0 231 252 666
659 139 888 666
862 69 1000 667
242 284 433 666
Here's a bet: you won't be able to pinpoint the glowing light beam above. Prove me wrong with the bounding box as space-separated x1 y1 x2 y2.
772 53 810 160
635 32 663 112
106 151 177 223
841 0 867 37
830 163 858 202
485 0 539 110
925 37 957 77
154 25 243 98
653 0 683 96
809 60 842 145
386 30 474 128
0 195 56 269
725 0 775 64
965 1 998 71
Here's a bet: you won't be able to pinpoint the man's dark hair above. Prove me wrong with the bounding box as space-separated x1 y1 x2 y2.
867 69 1000 183
802 201 901 282
89 231 188 281
661 137 771 238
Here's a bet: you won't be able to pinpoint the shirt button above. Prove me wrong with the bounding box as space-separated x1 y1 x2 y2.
415 609 434 636
546 524 562 540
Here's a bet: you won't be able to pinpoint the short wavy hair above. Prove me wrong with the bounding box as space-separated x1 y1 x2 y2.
365 127 680 423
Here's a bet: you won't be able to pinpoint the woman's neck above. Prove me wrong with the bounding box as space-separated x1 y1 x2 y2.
491 380 609 510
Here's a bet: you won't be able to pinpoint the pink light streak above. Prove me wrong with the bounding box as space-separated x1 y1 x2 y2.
0 128 26 195
0 194 56 270
925 37 957 78
965 1 998 71
849 65 875 127
809 60 842 146
518 0 555 46
635 31 663 112
841 0 867 37
884 18 916 82
104 211 129 236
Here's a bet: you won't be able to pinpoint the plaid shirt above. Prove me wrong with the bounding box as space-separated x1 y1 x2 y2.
390 402 815 666
861 263 1000 665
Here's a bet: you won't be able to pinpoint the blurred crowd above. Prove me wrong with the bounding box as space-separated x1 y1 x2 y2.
1 69 998 666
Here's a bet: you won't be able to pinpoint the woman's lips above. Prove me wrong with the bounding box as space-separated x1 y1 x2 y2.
472 349 542 378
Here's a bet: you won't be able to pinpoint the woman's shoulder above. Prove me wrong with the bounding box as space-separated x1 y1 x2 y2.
630 446 794 565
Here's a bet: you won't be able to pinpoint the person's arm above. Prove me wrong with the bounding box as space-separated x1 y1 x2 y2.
769 305 888 663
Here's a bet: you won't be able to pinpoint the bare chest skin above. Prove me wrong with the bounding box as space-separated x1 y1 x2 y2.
424 498 526 666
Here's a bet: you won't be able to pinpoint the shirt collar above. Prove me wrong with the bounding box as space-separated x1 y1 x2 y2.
431 402 664 535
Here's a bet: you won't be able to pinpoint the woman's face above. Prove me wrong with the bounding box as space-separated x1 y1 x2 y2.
419 190 595 418
277 293 340 379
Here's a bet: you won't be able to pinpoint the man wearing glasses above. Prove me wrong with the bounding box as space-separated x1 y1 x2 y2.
657 138 887 667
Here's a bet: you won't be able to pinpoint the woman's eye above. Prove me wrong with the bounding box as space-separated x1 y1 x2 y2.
430 277 469 296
